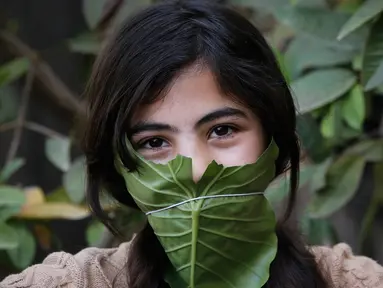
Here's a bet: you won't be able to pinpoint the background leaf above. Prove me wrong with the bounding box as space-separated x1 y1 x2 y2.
17 203 90 220
265 163 317 206
112 0 152 28
291 0 327 8
341 85 365 130
0 206 21 222
0 186 26 207
230 0 286 10
296 115 330 162
82 0 107 30
62 157 86 204
0 158 25 183
0 223 18 249
362 14 383 87
303 217 338 245
291 69 356 113
46 187 72 203
344 139 383 162
358 162 383 249
86 221 105 246
68 33 101 55
273 6 368 51
6 224 36 269
337 0 383 40
0 85 19 123
23 186 45 206
45 137 71 172
309 155 366 218
320 104 339 138
309 157 333 192
0 58 29 87
365 61 383 91
284 35 356 79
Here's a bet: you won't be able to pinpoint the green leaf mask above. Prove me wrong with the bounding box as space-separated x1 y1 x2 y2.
115 138 279 288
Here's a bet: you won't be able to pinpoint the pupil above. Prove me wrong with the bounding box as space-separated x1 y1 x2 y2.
215 126 229 136
149 138 163 148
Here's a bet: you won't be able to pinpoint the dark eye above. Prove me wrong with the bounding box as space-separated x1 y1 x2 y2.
141 138 168 149
214 126 230 136
210 125 234 138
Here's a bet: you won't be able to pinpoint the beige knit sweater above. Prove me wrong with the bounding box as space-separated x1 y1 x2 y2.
1 242 383 288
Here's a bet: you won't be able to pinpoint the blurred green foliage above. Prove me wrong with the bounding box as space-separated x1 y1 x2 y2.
0 0 382 271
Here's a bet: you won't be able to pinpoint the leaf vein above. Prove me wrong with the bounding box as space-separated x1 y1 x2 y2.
195 263 236 288
197 240 262 281
199 227 273 247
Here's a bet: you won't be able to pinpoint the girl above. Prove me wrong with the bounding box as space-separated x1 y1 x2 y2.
2 1 383 287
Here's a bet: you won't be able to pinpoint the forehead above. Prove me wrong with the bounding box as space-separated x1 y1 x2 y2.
131 67 250 126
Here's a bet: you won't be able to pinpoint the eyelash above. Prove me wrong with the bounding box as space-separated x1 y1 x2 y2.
137 124 238 150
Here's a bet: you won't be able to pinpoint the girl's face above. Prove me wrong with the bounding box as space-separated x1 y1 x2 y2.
131 67 265 182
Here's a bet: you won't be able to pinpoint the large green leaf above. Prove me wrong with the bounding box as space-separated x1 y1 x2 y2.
308 155 366 218
284 36 356 79
0 186 26 207
273 6 368 51
0 58 29 87
341 85 365 130
116 140 279 287
45 137 71 172
63 157 86 204
337 0 383 40
0 158 25 183
362 15 383 88
6 224 36 269
291 69 356 114
0 223 18 250
365 60 383 91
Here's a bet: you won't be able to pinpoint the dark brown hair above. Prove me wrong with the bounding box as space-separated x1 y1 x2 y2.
81 1 329 287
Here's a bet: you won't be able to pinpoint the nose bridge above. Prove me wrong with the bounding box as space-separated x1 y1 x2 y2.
178 138 211 183
191 150 211 183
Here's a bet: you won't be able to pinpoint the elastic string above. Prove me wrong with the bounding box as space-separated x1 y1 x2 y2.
146 192 264 215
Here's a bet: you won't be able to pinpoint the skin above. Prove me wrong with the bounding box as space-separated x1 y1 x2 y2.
131 66 265 182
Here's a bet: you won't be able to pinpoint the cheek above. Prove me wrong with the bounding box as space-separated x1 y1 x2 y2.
212 132 264 167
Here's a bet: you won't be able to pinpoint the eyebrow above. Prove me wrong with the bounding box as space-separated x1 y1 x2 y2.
195 107 247 127
130 107 247 135
130 122 178 134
